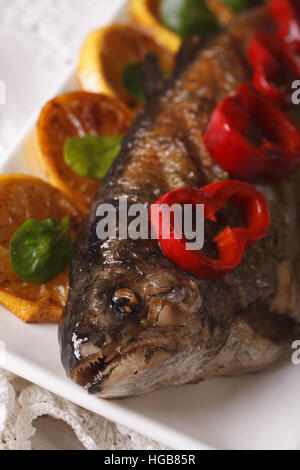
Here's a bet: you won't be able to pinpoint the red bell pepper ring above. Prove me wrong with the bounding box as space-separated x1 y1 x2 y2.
150 180 270 280
269 0 300 52
248 31 300 106
203 83 300 182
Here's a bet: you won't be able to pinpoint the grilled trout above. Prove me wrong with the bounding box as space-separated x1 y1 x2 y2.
59 6 300 398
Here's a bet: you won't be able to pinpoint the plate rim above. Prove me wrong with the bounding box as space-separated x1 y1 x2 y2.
0 0 215 451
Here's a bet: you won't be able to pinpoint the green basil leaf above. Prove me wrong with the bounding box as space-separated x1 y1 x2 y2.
121 62 146 102
10 216 73 285
219 0 251 13
160 0 220 38
64 135 123 180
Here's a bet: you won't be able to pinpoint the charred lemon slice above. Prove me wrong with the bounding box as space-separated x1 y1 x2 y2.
78 24 175 110
38 92 133 213
130 0 182 54
0 175 81 323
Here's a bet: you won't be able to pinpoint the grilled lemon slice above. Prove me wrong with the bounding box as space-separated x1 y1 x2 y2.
0 175 81 323
130 0 182 54
78 24 174 111
38 91 133 213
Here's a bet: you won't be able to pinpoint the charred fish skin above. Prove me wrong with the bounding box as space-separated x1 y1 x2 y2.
59 6 300 398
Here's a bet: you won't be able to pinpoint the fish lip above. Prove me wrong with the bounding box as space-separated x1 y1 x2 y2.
72 329 188 395
87 346 171 396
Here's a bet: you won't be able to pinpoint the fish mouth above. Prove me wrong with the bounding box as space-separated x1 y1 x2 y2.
71 331 188 397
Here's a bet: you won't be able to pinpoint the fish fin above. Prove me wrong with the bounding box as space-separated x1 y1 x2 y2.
141 52 166 100
173 35 208 78
141 35 207 100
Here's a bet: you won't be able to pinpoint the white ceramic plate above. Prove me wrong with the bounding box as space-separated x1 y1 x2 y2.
0 0 300 451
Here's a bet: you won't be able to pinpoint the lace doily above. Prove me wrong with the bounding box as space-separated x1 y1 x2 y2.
0 369 168 450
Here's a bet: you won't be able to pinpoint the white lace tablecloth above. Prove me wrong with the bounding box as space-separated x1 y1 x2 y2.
0 0 167 451
0 369 167 450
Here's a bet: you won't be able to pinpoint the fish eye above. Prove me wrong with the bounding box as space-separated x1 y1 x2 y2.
111 288 141 318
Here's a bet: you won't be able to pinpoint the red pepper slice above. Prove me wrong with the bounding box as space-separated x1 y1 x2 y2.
248 31 300 105
270 0 300 52
203 84 300 181
150 180 270 280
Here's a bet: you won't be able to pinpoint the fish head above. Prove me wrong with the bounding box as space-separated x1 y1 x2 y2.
59 238 206 398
